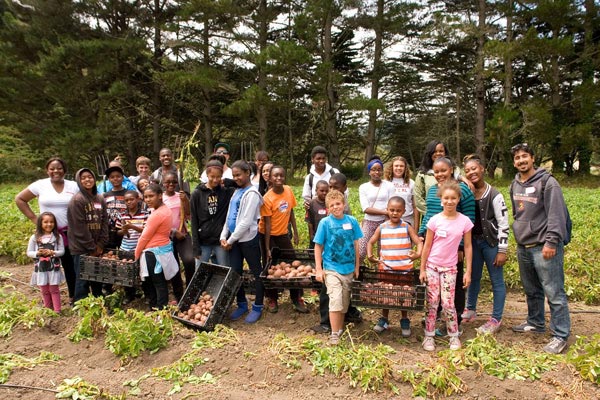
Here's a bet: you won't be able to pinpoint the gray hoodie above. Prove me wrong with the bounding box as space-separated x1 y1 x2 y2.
510 168 568 248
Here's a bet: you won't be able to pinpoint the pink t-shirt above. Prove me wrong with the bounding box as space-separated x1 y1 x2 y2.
426 212 473 267
162 193 182 231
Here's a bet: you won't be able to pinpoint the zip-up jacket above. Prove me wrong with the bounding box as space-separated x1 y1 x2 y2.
510 168 568 248
476 183 509 253
190 183 235 254
220 185 263 245
67 168 109 255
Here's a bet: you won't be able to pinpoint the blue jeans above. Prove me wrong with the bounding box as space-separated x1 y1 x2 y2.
466 238 506 321
229 234 264 306
517 243 570 339
198 244 229 266
72 254 102 302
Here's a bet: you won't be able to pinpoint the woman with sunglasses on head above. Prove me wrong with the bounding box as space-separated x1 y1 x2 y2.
200 143 233 183
461 154 509 334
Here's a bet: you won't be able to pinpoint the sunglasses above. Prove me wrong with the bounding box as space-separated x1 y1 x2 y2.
216 150 229 155
511 143 530 152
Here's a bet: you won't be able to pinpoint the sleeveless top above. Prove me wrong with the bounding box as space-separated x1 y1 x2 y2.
379 221 413 271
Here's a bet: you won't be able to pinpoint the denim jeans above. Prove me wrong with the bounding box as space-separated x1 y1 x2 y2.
229 234 264 306
466 238 506 321
72 254 102 302
198 244 229 266
517 243 570 339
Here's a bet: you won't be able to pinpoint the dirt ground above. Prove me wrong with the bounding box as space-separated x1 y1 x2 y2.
1 257 599 400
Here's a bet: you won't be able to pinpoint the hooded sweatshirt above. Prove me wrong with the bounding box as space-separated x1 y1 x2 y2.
67 168 109 255
510 168 568 248
190 182 235 253
301 163 340 202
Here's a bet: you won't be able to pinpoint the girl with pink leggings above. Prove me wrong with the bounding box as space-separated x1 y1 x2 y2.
26 212 65 313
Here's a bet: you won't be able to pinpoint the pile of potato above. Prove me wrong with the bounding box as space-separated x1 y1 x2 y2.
360 282 414 307
266 260 314 279
176 292 214 326
100 251 135 263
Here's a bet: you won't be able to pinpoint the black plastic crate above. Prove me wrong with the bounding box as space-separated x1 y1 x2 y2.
79 249 139 287
260 248 319 289
351 268 426 311
172 262 242 331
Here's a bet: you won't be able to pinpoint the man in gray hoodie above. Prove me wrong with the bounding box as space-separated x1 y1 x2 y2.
509 143 570 354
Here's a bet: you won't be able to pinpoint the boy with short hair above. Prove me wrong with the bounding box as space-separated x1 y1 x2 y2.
367 196 422 337
314 189 363 345
117 190 148 304
130 156 152 186
302 146 341 210
306 180 329 249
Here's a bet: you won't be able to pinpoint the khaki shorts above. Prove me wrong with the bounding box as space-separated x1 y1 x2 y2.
324 270 353 313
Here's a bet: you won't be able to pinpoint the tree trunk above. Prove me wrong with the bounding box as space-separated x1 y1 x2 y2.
504 0 513 106
202 18 213 159
151 0 163 157
455 91 461 161
364 0 383 170
323 2 340 167
257 0 268 151
475 0 486 163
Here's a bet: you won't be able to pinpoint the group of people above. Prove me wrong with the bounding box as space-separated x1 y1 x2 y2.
15 140 571 353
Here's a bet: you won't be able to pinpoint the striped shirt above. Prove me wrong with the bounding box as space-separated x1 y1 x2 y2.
379 221 413 271
118 207 148 253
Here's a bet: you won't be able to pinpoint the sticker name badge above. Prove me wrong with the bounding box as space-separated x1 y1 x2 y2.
525 187 536 194
93 202 102 210
342 223 352 230
437 229 447 238
318 209 327 215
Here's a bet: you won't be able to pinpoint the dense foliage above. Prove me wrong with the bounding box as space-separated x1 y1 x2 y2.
0 0 598 180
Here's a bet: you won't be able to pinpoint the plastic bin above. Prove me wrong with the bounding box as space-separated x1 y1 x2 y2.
351 268 426 311
260 248 319 289
79 249 139 287
172 262 242 331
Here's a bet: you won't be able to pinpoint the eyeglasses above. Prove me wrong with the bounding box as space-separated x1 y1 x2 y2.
216 150 229 155
163 180 177 184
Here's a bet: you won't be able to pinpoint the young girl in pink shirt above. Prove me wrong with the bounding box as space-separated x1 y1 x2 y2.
420 181 473 352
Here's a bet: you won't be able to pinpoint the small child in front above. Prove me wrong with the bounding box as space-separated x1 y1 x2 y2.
27 212 65 313
314 190 363 345
420 181 473 351
367 196 422 337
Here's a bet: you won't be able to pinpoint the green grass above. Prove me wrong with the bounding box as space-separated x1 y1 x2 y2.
3 176 600 303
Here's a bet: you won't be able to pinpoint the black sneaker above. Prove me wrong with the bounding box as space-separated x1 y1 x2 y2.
512 321 546 334
311 324 331 334
345 310 363 323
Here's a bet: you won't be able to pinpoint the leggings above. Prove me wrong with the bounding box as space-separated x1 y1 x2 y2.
425 263 459 337
141 252 169 309
173 234 195 288
39 284 61 312
359 219 384 260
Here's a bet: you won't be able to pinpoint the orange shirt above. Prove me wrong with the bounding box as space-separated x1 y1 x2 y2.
259 186 297 236
135 204 172 260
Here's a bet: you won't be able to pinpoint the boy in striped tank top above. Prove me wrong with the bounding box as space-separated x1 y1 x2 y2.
117 190 148 304
367 196 422 337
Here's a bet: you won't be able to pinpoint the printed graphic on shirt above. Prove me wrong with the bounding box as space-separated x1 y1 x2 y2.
207 194 218 215
278 200 289 214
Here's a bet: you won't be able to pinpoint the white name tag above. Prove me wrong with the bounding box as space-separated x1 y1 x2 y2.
318 209 327 215
437 229 447 238
525 187 536 194
342 223 352 230
93 202 102 210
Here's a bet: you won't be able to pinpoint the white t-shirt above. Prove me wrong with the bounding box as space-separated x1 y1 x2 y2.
359 180 395 222
28 178 79 228
391 178 415 218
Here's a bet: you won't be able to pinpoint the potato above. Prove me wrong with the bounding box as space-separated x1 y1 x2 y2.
274 270 284 278
291 260 301 267
194 313 201 320
205 301 213 308
187 309 195 317
268 268 275 275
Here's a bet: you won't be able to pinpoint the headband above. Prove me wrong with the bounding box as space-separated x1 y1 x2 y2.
367 159 384 171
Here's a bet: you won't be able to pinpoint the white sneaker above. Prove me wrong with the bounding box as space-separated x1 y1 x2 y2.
449 336 461 350
422 336 436 352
